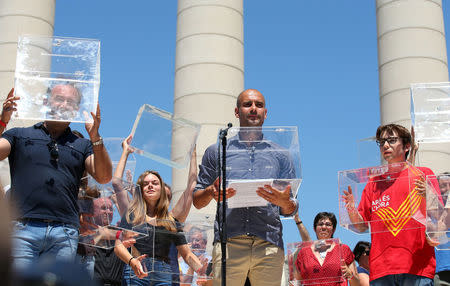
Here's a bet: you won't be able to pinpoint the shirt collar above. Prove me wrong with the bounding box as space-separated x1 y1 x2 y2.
228 132 270 148
34 122 72 139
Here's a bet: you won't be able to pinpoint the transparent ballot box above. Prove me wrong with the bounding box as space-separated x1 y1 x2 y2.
130 104 201 169
286 239 345 285
103 137 137 180
14 35 100 123
77 176 147 249
411 82 450 143
338 162 427 234
357 136 384 168
128 219 213 285
222 126 302 209
426 174 450 250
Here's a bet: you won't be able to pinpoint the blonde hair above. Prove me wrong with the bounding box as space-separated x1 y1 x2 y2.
126 170 176 231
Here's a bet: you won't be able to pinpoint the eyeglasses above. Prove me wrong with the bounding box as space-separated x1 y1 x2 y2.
317 222 333 227
376 137 399 147
47 140 59 161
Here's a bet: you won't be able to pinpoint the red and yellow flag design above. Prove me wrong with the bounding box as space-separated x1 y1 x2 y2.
373 166 423 237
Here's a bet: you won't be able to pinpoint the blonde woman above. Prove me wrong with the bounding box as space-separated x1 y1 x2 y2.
114 137 201 286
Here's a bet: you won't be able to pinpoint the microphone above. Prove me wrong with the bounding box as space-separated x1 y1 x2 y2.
219 123 233 139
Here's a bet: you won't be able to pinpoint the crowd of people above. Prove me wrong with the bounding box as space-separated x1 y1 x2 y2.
1 85 449 286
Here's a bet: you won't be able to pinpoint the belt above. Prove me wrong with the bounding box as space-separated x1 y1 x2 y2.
19 218 61 223
18 218 76 228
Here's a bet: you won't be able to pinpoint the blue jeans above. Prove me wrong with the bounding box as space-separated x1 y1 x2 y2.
78 254 95 278
11 219 79 272
371 274 434 286
122 258 173 286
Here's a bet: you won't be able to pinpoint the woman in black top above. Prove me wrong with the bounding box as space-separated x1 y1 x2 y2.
114 169 202 286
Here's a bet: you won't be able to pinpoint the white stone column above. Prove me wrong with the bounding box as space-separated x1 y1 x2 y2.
0 0 55 188
172 0 244 216
376 0 450 174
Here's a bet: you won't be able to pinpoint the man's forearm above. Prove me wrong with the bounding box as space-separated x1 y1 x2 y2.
92 144 113 184
347 207 368 232
193 188 213 209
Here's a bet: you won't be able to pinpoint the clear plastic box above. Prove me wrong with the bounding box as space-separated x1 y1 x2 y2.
357 136 384 168
128 218 214 285
338 162 427 234
286 238 345 285
410 82 450 143
130 104 201 169
426 174 450 250
103 137 137 180
14 35 100 123
222 126 302 209
77 176 147 249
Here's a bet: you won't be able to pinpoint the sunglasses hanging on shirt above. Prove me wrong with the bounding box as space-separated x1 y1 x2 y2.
47 140 59 162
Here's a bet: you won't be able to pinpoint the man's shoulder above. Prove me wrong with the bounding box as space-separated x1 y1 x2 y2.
3 123 42 138
65 131 90 145
203 143 218 158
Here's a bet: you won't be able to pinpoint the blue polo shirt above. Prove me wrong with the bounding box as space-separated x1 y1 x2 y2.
436 241 450 273
2 122 93 226
195 135 298 249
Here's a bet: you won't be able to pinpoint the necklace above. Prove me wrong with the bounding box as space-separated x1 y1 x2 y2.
319 250 327 259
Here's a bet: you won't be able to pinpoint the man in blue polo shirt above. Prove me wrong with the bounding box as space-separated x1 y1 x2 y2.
193 89 298 286
0 85 112 272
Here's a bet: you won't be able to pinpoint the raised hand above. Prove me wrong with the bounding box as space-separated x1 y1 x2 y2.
122 134 135 154
342 186 356 210
414 175 427 197
1 88 19 125
84 103 101 141
407 126 419 166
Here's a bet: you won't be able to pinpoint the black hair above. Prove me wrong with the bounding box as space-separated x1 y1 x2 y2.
313 212 337 237
353 241 371 262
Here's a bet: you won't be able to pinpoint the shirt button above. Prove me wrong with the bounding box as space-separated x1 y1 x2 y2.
246 207 249 210
246 219 249 222
248 168 252 171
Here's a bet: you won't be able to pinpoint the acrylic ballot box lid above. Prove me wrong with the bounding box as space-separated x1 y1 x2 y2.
338 162 427 235
426 174 450 250
286 238 345 286
77 176 147 249
222 126 302 209
14 35 100 123
129 218 214 285
411 82 450 143
357 136 384 168
130 104 201 169
103 137 137 180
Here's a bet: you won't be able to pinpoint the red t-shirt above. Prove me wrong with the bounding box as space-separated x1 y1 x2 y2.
295 243 354 286
358 165 439 281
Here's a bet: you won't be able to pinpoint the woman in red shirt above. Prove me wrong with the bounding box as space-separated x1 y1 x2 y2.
295 212 359 286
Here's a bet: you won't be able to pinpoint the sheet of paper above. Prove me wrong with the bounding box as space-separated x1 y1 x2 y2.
227 179 273 208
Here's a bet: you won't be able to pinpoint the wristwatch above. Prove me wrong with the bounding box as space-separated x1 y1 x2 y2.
92 137 103 146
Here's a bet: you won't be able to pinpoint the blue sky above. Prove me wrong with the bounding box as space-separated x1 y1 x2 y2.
55 1 450 250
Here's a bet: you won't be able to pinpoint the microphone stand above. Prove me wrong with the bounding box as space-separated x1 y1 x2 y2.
216 123 232 286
